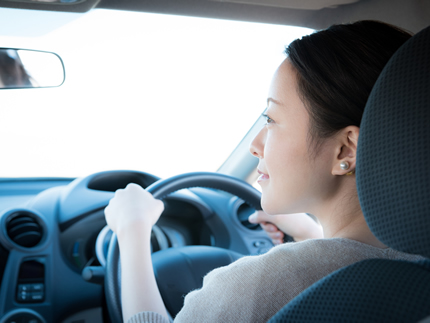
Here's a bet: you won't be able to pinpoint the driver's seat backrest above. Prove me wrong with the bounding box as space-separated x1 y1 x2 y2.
269 24 430 323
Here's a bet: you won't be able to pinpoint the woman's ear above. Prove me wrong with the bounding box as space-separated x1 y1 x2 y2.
331 126 360 176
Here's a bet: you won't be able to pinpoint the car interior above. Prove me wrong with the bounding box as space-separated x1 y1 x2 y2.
0 0 429 323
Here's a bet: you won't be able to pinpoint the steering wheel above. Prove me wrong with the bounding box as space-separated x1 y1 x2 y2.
104 172 267 322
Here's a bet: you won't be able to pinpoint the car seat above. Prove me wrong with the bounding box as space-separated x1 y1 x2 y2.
269 25 430 322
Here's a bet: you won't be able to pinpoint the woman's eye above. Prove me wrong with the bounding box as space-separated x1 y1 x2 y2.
263 114 274 125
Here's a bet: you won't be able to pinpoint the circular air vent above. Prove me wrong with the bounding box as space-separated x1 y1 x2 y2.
6 211 44 248
237 203 261 230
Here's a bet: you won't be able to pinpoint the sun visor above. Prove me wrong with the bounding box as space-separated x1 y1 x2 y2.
209 0 359 10
0 0 99 13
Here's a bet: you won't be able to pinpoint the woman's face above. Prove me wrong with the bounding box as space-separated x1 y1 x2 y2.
250 59 335 215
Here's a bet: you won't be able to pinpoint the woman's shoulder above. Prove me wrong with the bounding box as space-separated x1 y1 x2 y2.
204 238 425 285
230 238 409 271
264 237 371 260
197 238 383 311
266 238 425 263
211 238 365 277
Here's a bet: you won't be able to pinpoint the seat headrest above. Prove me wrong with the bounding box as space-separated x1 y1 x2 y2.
356 26 430 258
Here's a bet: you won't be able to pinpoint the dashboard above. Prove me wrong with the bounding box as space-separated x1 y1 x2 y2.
0 170 272 323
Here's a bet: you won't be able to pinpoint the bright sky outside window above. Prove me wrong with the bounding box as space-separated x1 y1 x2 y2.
0 8 313 178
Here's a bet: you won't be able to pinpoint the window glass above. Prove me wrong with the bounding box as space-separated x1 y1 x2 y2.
0 8 313 178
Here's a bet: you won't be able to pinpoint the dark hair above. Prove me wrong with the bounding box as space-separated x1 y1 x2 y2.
285 20 412 153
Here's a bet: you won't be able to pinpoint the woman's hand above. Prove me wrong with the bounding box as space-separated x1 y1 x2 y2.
104 183 169 323
249 211 323 244
105 183 164 238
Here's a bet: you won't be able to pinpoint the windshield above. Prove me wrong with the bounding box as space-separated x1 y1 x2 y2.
0 8 313 179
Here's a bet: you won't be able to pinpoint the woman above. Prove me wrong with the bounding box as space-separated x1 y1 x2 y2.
105 20 424 323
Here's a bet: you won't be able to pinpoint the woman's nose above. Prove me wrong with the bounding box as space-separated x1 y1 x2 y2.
249 127 265 158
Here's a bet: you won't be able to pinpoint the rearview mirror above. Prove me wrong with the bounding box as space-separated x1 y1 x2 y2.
0 48 65 89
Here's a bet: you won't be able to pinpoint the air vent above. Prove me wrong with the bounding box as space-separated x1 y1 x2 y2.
237 203 261 230
6 212 43 248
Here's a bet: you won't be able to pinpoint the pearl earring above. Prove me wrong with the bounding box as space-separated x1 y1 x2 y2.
340 161 349 170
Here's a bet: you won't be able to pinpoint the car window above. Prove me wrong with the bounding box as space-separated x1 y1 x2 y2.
0 8 313 179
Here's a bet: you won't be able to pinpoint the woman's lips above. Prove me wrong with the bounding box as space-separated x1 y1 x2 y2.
257 169 269 182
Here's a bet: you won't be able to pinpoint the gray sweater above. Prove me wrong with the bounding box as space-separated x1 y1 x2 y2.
128 238 425 323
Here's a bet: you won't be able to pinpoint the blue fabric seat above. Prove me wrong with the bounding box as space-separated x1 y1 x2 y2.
269 25 430 323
